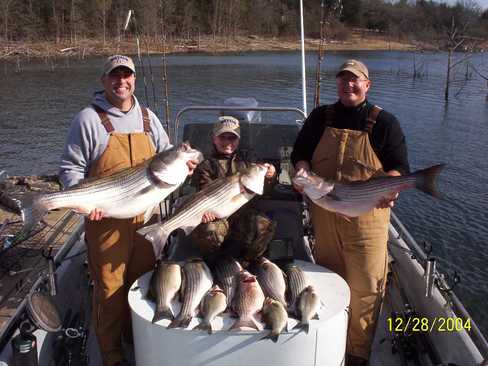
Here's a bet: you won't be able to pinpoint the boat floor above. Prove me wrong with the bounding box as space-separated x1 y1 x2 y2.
0 206 81 333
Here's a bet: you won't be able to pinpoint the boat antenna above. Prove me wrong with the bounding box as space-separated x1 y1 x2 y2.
299 0 307 116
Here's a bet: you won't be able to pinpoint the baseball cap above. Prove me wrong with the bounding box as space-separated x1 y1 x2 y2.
336 59 369 79
102 55 136 75
212 116 241 138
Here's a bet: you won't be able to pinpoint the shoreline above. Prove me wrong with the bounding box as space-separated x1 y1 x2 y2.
0 34 423 61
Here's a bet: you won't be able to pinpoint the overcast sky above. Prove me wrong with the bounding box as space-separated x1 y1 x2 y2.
439 0 488 9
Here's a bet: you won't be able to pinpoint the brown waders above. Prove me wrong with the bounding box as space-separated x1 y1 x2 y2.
311 105 389 360
85 106 156 366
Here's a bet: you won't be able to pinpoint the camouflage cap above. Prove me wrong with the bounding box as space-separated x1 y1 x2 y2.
212 116 241 138
336 59 369 79
102 55 136 75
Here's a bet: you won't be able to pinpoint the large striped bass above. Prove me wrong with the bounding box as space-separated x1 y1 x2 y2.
168 258 213 329
20 143 203 236
293 164 444 217
137 163 268 258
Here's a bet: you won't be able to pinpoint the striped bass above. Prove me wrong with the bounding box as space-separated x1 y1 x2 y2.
293 285 320 334
284 264 309 317
254 257 287 307
293 164 444 217
261 297 289 343
230 270 265 331
20 143 203 236
148 260 182 323
137 163 268 258
193 285 227 334
212 256 243 308
168 258 213 329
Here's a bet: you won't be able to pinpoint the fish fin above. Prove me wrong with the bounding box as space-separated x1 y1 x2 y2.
326 192 341 201
152 308 174 323
313 313 319 320
230 318 261 331
20 194 47 236
193 321 213 334
137 223 170 258
260 332 279 343
413 164 445 198
167 318 180 329
143 205 157 224
293 322 310 334
177 315 192 329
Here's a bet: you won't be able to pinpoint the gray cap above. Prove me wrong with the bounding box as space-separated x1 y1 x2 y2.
103 55 136 75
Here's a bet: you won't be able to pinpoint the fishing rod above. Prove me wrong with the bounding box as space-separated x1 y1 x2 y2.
125 10 151 109
160 0 172 141
313 0 326 108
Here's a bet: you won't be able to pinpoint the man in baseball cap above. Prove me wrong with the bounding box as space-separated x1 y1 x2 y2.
291 57 410 366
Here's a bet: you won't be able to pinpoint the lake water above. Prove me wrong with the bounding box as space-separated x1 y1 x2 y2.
1 50 487 336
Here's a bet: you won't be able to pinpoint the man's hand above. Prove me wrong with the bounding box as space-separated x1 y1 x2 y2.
292 160 311 193
376 170 401 209
263 163 276 179
88 208 104 221
186 159 199 176
201 211 217 223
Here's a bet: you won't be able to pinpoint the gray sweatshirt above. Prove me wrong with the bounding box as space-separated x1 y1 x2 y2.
59 92 171 188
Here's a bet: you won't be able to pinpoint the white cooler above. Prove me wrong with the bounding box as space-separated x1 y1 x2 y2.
129 260 350 366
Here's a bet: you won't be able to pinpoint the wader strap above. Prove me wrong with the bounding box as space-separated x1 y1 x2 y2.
92 104 114 133
364 105 383 134
141 107 151 133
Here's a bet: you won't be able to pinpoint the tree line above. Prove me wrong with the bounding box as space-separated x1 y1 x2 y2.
1 0 487 49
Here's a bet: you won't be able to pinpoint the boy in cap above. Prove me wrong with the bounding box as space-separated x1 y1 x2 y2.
59 55 197 366
291 59 410 365
191 115 276 262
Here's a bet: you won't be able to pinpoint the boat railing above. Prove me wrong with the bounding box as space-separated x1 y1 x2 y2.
173 106 306 143
390 210 488 358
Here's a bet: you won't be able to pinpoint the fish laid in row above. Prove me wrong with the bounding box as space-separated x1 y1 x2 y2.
193 285 227 334
230 270 265 331
20 143 203 236
293 164 444 218
137 163 268 257
168 258 213 329
148 260 182 323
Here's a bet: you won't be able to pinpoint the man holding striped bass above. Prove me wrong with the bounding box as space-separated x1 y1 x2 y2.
58 55 200 366
291 59 413 366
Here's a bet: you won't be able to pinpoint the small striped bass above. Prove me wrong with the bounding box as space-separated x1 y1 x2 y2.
137 163 268 258
148 260 182 323
20 143 203 236
168 258 213 329
284 264 309 317
293 164 444 217
193 285 227 334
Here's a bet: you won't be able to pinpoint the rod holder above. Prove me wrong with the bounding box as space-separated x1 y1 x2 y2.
424 257 436 298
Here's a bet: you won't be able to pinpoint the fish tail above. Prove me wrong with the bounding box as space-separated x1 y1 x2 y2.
168 315 192 329
20 194 47 236
260 331 279 343
137 223 170 258
152 307 174 323
413 164 445 198
230 318 261 331
193 321 213 334
292 322 310 334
